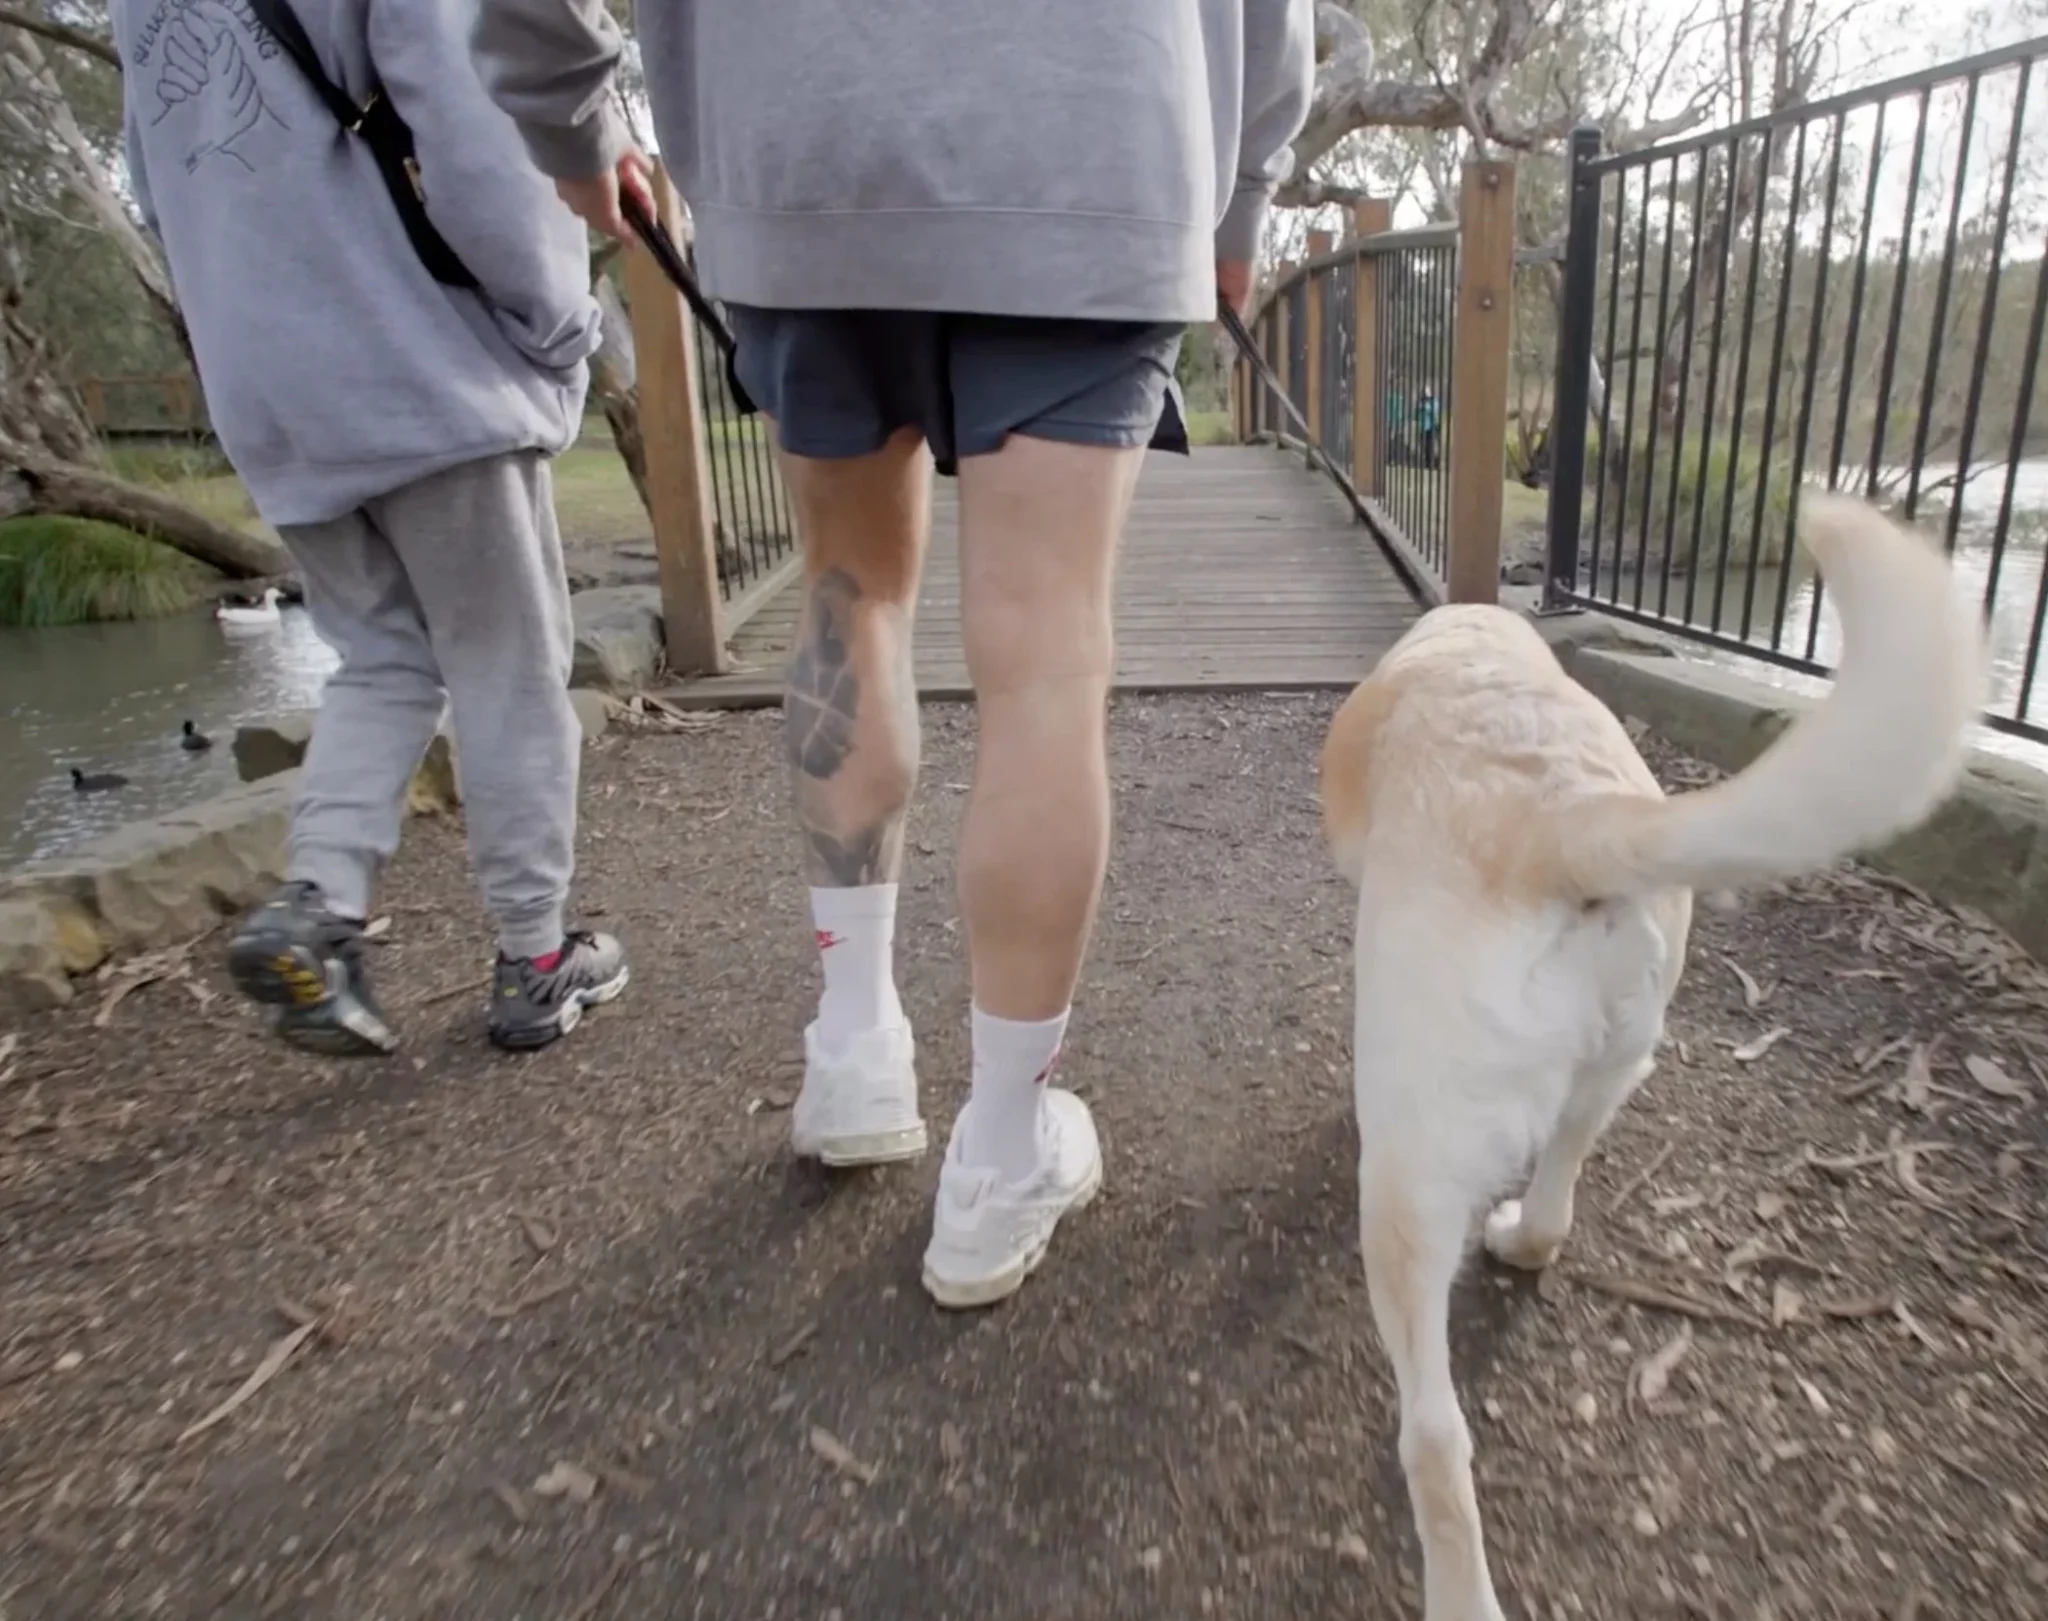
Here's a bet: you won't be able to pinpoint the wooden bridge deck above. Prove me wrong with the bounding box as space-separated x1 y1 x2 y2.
663 446 1422 707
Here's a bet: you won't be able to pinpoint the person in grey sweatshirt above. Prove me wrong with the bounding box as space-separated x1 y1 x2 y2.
113 0 629 1056
471 0 1314 1304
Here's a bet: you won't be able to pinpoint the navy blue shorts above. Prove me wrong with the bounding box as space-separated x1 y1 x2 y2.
725 308 1188 477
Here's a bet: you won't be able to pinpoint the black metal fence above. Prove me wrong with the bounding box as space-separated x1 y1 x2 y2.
687 272 796 603
1242 224 1460 594
1545 38 2048 741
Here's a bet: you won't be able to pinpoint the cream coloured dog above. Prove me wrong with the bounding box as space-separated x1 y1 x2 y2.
1318 494 1987 1621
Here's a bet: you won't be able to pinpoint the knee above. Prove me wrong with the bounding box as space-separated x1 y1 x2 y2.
965 594 1113 699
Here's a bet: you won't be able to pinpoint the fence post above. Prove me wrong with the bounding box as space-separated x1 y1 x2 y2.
1446 159 1517 605
1303 231 1333 452
1542 127 1604 614
622 163 729 677
1349 199 1391 497
1273 260 1297 425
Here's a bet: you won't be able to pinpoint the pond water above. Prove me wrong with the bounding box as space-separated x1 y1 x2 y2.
1676 459 2048 767
0 606 337 870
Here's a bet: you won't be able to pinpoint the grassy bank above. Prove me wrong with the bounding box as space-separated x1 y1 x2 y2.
0 515 219 628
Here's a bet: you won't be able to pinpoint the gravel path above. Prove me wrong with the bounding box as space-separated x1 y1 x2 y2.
4 693 2046 1620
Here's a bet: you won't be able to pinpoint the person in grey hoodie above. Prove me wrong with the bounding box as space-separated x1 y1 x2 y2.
113 0 629 1056
471 0 1314 1305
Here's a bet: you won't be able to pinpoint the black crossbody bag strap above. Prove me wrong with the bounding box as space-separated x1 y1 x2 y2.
244 0 480 290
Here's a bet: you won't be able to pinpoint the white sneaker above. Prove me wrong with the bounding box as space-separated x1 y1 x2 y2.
921 1088 1103 1309
789 1022 928 1166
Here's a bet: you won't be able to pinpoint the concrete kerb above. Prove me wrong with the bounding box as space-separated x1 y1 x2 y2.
1531 607 2048 962
0 690 620 1017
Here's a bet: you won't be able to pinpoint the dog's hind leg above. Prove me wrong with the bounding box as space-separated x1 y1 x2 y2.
1359 1163 1506 1621
1484 1053 1654 1272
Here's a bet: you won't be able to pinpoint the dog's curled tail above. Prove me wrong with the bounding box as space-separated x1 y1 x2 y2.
1549 492 1989 900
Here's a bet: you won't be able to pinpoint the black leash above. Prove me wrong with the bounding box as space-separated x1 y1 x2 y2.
621 194 755 415
1216 302 1340 482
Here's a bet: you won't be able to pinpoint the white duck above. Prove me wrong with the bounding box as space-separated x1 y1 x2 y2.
215 586 285 627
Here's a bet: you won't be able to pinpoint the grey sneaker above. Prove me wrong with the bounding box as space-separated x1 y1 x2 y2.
488 930 629 1050
226 881 399 1058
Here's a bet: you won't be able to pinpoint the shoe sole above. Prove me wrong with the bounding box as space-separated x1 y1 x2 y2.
488 962 630 1052
227 933 398 1057
792 1120 930 1168
920 1153 1105 1311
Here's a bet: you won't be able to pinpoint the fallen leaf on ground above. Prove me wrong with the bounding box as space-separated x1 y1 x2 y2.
808 1426 878 1485
1963 1053 2029 1100
939 1420 966 1467
361 915 393 940
93 969 170 1029
1755 1191 1787 1222
1727 960 1771 1009
1637 1325 1693 1403
178 1320 318 1443
1731 1027 1792 1064
1892 1144 1946 1206
531 1460 599 1503
1773 1283 1805 1327
514 1210 556 1255
1900 1046 1933 1113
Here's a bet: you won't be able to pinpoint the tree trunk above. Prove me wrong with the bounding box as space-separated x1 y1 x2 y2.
0 432 290 577
589 272 650 512
0 24 196 369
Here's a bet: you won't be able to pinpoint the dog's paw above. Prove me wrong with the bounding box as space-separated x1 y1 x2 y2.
1483 1200 1561 1271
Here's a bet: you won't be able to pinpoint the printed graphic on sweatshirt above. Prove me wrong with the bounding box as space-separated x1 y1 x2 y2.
130 0 288 174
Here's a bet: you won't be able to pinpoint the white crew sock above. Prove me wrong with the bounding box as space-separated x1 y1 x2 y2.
810 885 905 1051
961 1006 1069 1182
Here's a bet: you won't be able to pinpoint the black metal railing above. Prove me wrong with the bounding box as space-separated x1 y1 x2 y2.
687 268 796 603
1237 224 1460 596
1546 38 2048 742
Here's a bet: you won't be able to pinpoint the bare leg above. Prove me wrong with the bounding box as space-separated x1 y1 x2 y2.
919 435 1141 1308
775 427 934 1166
1483 1054 1655 1271
1360 1165 1508 1621
955 436 1144 1020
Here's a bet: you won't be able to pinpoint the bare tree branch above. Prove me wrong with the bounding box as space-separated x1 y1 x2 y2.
0 4 119 71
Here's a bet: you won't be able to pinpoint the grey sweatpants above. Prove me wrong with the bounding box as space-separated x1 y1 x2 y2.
279 451 578 960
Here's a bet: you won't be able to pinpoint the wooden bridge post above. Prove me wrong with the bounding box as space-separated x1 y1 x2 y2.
1302 230 1333 445
1273 259 1297 424
621 163 730 676
1348 200 1391 497
1447 160 1517 605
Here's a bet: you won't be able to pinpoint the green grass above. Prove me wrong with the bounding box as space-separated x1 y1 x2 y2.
1185 408 1234 447
0 515 220 628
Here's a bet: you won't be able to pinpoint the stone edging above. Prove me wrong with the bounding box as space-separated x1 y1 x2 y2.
1 691 617 1016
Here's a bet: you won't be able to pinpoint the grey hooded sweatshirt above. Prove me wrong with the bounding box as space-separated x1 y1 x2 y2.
470 0 1316 324
114 0 603 528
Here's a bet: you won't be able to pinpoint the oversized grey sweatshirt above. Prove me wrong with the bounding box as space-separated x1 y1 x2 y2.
113 0 603 528
470 0 1316 324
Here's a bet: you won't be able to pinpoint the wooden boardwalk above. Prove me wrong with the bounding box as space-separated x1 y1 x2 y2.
664 446 1422 707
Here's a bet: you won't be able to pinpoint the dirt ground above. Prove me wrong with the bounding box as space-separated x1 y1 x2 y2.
4 693 2047 1621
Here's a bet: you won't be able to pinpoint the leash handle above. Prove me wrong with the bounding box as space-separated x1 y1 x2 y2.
621 193 738 361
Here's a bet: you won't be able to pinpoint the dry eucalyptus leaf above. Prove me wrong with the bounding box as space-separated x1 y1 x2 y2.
1755 1190 1788 1222
1795 1375 1831 1416
532 1461 598 1503
1731 1027 1792 1064
1964 1053 2030 1101
808 1425 878 1485
1637 1325 1693 1404
1892 1145 1945 1207
1900 1046 1933 1113
1772 1282 1805 1327
1727 960 1770 1009
362 915 393 940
